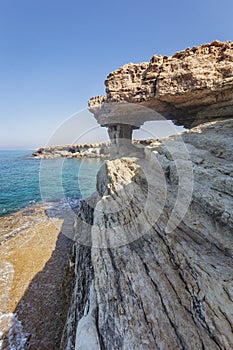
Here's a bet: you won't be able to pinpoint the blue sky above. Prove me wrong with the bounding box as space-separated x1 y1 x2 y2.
0 0 233 149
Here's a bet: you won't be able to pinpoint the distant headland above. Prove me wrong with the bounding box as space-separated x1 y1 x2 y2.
31 140 154 159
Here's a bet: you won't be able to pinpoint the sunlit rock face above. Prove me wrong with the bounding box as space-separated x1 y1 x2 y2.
60 42 233 350
89 40 233 130
61 119 233 350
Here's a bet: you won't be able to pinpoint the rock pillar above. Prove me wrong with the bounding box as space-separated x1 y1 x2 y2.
107 124 138 158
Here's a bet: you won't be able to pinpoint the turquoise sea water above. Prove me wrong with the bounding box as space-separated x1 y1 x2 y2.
0 150 103 217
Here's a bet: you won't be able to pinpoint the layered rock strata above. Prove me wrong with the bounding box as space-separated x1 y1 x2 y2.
88 41 233 156
61 118 233 350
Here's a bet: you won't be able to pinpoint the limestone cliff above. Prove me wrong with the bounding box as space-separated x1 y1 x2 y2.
61 119 233 350
60 41 233 349
89 40 233 129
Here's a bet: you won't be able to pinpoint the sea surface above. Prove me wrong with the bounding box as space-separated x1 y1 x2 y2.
0 150 104 348
0 150 103 217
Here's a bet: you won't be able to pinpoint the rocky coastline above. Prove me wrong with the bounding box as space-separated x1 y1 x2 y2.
89 40 233 129
61 118 233 349
31 140 155 159
60 41 233 349
31 142 111 159
2 41 233 349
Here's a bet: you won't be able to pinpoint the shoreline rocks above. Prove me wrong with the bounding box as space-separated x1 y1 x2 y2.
5 41 233 349
89 40 233 130
31 140 155 159
60 41 233 349
31 142 111 159
61 118 233 349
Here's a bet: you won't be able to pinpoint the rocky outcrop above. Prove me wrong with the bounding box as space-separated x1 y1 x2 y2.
89 40 233 127
32 143 111 159
89 40 233 148
32 141 154 160
61 118 233 349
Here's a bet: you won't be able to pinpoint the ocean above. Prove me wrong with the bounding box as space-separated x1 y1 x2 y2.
0 150 103 217
0 150 104 348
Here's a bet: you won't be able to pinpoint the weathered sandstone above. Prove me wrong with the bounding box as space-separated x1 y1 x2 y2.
61 118 233 350
88 41 233 159
58 42 233 350
89 40 233 130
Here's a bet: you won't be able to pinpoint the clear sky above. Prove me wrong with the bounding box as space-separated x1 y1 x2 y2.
0 0 233 149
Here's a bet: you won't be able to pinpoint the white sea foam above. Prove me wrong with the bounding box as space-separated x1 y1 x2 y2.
0 313 27 350
0 262 14 314
0 262 27 349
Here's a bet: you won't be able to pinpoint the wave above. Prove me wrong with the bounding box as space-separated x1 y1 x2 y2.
0 313 26 350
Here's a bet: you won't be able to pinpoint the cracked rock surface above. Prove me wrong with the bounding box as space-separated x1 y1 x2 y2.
61 119 233 350
89 41 233 129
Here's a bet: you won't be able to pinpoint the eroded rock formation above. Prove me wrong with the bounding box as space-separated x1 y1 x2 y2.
60 41 233 349
61 119 233 350
88 41 233 156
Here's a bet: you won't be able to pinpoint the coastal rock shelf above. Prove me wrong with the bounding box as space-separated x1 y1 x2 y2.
89 41 233 158
32 142 111 159
89 40 233 130
61 119 233 349
58 41 233 350
32 140 154 159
